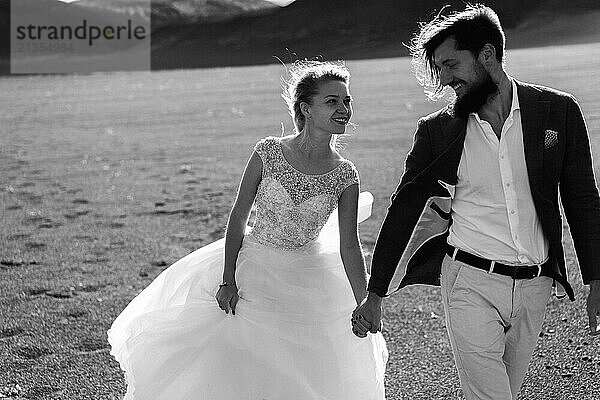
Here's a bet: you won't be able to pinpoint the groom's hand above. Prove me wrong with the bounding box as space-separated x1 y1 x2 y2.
351 292 383 338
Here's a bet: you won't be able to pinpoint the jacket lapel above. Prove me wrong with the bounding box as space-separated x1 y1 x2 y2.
435 110 467 186
517 81 550 196
397 109 466 195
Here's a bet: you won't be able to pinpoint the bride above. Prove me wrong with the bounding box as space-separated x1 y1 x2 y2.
108 60 388 400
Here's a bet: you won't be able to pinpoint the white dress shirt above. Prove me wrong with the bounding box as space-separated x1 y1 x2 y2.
447 78 549 265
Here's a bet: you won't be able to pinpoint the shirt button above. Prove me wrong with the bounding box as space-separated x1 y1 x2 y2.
506 183 511 187
510 210 516 214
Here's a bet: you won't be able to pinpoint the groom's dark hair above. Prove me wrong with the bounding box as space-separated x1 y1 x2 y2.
410 4 505 100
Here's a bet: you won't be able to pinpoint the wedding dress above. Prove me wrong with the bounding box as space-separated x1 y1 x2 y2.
108 136 388 399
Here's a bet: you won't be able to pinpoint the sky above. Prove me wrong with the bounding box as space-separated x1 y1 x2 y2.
57 0 296 5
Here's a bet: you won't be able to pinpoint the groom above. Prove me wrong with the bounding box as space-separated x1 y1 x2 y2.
352 4 600 399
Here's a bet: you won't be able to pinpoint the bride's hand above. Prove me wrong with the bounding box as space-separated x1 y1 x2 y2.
216 283 240 315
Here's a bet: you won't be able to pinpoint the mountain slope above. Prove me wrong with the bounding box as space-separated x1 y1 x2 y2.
75 0 278 27
1 0 599 74
150 0 600 69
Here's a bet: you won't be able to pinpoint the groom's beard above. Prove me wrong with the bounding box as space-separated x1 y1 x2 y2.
452 70 498 119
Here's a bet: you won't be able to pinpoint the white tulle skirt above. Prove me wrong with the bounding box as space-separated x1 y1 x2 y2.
108 193 388 400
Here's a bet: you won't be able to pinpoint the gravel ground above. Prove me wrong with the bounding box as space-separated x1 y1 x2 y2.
2 44 600 399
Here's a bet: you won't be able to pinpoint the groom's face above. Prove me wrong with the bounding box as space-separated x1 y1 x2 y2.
433 37 497 117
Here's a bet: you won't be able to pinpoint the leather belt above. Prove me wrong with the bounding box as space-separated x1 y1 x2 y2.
446 244 550 279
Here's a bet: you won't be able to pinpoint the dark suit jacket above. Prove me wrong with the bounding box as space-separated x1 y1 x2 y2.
367 80 600 301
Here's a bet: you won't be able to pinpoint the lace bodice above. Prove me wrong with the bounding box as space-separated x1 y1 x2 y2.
250 136 359 250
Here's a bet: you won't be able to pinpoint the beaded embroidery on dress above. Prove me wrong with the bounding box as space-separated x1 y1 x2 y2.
251 136 359 249
108 137 388 400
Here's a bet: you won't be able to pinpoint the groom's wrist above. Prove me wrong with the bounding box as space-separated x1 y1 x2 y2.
366 291 383 305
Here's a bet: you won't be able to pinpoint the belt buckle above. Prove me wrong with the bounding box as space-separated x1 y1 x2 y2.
536 264 542 278
487 260 495 274
451 247 459 260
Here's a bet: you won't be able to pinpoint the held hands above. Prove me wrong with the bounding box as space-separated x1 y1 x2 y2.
351 292 383 338
216 283 239 315
587 280 600 336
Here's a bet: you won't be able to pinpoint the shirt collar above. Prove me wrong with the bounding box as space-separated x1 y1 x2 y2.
509 76 520 112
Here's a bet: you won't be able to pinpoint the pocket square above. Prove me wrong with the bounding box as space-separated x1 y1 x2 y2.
544 129 558 149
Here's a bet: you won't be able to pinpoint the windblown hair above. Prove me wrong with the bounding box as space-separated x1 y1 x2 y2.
409 4 505 100
281 60 350 134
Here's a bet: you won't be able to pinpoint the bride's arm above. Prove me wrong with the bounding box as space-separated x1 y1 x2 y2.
338 183 369 305
217 151 262 314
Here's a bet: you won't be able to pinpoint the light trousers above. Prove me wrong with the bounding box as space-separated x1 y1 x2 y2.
440 255 553 400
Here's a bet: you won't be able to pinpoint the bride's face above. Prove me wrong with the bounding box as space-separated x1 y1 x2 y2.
304 80 352 135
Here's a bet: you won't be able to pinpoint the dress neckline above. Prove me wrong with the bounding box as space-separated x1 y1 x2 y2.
277 138 345 177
